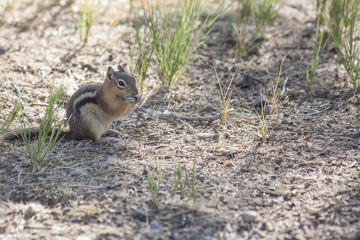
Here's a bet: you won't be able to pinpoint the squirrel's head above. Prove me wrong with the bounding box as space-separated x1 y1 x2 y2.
105 65 140 103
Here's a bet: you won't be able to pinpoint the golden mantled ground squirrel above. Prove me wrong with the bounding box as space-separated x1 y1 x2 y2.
3 65 141 142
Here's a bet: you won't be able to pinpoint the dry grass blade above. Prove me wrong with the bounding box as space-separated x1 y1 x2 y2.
256 58 284 142
0 88 22 138
214 65 236 147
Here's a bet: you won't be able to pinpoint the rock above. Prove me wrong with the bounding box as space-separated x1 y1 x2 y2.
242 210 257 222
253 95 268 108
81 63 98 73
229 204 239 210
13 165 22 173
241 75 255 88
86 193 98 201
105 156 117 165
352 133 360 139
253 95 271 115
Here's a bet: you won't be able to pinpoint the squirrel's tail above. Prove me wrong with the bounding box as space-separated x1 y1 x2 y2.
2 127 71 141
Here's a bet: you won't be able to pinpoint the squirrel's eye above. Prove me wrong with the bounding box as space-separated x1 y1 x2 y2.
117 79 126 88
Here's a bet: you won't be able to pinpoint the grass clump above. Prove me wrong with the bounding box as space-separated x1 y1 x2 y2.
172 158 201 201
21 86 65 171
237 0 252 21
172 161 186 198
147 167 161 205
231 0 279 60
256 61 284 143
232 21 250 60
189 159 201 200
144 0 224 87
78 0 99 46
306 17 328 92
128 18 154 94
251 0 279 33
214 66 235 147
0 89 22 136
147 154 223 207
172 157 224 206
326 0 360 90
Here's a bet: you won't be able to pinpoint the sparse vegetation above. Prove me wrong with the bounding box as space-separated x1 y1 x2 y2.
256 61 284 142
147 167 161 205
214 66 235 147
231 0 279 59
326 0 360 89
147 156 210 205
189 158 200 200
251 0 279 33
172 158 202 201
258 99 269 142
172 161 186 197
128 18 154 94
21 86 65 171
232 21 249 60
237 0 252 21
1 1 359 239
306 17 328 92
0 89 22 137
78 0 99 46
0 1 6 31
145 0 224 87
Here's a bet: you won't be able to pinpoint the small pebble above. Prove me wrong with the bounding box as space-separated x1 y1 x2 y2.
229 204 239 210
105 156 117 165
86 193 97 201
242 210 258 222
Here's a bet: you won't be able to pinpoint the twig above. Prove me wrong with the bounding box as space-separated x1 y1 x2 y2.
242 74 265 83
24 226 52 230
30 103 49 106
256 187 282 196
334 202 360 211
306 106 330 117
280 76 289 97
136 106 222 122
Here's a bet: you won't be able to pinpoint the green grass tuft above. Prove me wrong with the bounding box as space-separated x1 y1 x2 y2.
306 17 328 92
144 0 225 87
0 89 22 137
78 0 99 46
232 0 279 60
251 0 279 33
326 0 360 90
147 167 160 205
128 16 154 94
21 85 66 171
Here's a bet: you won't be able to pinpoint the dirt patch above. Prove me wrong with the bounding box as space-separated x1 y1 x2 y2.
0 0 359 239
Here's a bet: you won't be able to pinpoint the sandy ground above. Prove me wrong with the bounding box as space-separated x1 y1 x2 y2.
0 0 359 239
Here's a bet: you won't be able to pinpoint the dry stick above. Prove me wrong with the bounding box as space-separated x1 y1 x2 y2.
242 74 265 84
306 106 330 117
334 202 360 211
24 226 52 230
136 106 222 122
280 76 289 98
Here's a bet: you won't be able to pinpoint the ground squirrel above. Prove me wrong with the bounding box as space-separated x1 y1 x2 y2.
3 65 141 142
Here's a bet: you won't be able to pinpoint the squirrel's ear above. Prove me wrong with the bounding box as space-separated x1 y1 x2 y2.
107 66 114 80
117 64 126 72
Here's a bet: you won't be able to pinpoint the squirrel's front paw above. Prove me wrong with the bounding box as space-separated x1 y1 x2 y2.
126 95 141 103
